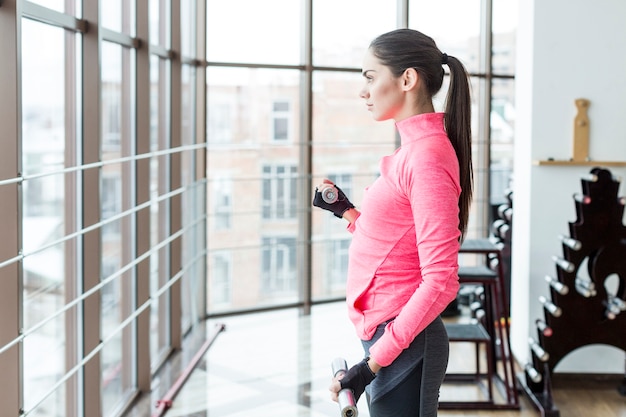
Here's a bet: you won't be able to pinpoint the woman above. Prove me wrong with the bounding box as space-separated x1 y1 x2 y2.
313 28 473 416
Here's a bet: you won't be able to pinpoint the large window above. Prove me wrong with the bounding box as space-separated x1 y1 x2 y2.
0 1 517 415
0 0 206 415
271 100 291 142
21 18 70 416
206 0 517 315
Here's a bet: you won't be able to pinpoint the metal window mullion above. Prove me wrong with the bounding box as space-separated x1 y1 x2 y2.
169 0 183 350
22 1 86 33
397 0 409 28
0 217 193 359
150 44 170 59
195 0 206 181
22 294 153 417
156 54 171 360
298 0 313 315
101 27 139 49
4 145 202 186
81 0 102 414
194 0 209 317
1 187 181 270
0 1 22 415
134 0 152 394
120 34 137 401
476 0 494 234
63 0 81 411
28 252 209 413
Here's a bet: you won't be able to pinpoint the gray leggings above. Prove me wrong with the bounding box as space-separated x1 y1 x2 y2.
362 316 449 417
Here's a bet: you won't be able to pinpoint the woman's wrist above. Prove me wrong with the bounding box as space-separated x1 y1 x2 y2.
366 357 382 374
342 208 360 224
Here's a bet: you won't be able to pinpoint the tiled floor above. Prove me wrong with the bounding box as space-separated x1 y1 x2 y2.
124 302 626 417
150 303 374 417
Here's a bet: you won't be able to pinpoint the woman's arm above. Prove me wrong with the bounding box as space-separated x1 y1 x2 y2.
342 207 361 225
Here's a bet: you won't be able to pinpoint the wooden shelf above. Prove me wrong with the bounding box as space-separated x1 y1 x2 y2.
534 159 626 166
534 99 626 168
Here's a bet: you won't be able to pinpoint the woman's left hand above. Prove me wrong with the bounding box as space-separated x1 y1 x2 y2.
329 358 376 403
329 376 342 402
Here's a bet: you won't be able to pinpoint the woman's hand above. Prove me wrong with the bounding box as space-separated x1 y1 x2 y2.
329 374 342 402
312 179 355 218
328 358 376 403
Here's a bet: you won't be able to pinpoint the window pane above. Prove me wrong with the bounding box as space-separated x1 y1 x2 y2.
493 0 519 41
493 0 518 76
102 0 136 35
149 54 161 364
409 0 481 73
149 0 171 48
491 78 515 204
272 100 291 141
261 237 297 294
273 118 288 141
207 0 301 65
491 0 517 208
207 68 301 313
311 71 395 201
181 63 202 332
27 0 69 14
207 67 300 145
21 18 67 416
210 252 232 306
313 0 397 68
311 71 395 300
100 41 136 414
181 0 196 58
467 76 486 238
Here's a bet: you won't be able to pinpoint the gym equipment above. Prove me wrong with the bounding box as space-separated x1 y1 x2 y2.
518 167 626 417
331 357 358 417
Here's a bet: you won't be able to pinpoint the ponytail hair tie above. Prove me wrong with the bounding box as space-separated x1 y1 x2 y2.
441 53 449 65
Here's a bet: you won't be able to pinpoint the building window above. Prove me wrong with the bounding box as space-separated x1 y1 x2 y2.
212 177 232 230
211 252 232 306
261 237 297 294
262 164 297 220
327 239 350 290
323 174 353 292
208 101 233 144
101 174 122 238
271 100 290 142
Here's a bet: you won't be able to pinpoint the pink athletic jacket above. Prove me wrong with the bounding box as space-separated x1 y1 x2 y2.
346 112 461 367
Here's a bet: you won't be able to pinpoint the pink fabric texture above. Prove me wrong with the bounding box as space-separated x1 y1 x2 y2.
346 112 461 367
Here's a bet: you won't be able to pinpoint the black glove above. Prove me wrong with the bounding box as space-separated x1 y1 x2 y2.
339 358 376 402
312 185 355 218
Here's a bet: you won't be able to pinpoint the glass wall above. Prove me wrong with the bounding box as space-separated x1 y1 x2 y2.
0 0 516 415
491 0 518 206
206 66 304 310
21 18 72 416
206 0 518 314
0 0 206 415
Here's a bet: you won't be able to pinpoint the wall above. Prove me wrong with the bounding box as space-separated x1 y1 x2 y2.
512 0 626 372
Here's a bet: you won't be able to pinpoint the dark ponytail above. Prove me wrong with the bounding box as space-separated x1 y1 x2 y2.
443 55 473 241
369 29 473 240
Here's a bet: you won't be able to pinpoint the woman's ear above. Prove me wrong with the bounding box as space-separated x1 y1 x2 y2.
401 68 419 91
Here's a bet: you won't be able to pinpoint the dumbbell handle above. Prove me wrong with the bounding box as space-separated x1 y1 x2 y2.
331 358 358 417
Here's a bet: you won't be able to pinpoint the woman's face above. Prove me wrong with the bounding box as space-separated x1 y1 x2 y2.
359 49 405 122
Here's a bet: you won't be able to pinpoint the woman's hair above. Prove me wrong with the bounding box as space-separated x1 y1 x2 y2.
369 28 474 240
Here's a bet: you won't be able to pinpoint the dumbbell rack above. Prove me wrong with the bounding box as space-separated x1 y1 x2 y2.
518 167 626 417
